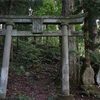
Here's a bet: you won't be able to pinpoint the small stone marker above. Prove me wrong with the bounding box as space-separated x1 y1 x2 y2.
97 69 100 85
32 18 43 33
82 66 95 85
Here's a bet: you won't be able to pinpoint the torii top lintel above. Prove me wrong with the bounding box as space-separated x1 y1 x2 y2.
0 13 87 24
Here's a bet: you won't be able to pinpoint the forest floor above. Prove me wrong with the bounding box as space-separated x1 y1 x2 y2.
7 62 100 100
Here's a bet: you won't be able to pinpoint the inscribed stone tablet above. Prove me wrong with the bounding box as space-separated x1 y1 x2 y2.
32 18 43 33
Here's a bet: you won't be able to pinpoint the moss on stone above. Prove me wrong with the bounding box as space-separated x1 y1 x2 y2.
81 85 100 99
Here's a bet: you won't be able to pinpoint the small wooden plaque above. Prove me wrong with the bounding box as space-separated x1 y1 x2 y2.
32 18 43 33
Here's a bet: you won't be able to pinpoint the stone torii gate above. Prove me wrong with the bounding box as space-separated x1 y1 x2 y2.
0 13 86 99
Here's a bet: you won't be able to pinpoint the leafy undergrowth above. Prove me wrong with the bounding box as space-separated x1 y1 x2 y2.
6 62 100 100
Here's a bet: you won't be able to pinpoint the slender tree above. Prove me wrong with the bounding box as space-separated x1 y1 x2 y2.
74 0 100 85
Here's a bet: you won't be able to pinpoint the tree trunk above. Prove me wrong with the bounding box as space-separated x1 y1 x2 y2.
88 16 97 51
62 0 74 16
88 15 99 84
80 16 95 86
8 0 13 15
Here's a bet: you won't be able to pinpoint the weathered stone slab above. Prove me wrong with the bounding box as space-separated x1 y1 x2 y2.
82 66 95 85
97 69 100 85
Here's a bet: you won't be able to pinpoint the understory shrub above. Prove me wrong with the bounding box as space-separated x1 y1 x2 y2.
12 39 60 68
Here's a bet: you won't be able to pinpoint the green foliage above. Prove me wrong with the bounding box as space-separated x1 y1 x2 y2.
33 0 43 9
90 51 100 71
34 0 61 15
41 46 60 63
13 40 42 67
17 94 34 100
12 37 60 68
0 0 61 15
76 37 85 56
75 0 100 16
75 25 83 31
15 66 30 76
48 94 57 100
90 51 100 64
19 66 26 75
0 1 29 15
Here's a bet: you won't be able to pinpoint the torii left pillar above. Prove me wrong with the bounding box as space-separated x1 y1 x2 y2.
0 21 14 98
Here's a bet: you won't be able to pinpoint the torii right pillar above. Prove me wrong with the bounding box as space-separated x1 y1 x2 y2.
58 22 75 100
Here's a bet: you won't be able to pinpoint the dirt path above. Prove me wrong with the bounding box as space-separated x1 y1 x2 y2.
7 64 59 100
7 63 100 100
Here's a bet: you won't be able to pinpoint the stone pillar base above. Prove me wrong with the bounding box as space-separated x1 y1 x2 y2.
57 94 75 100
